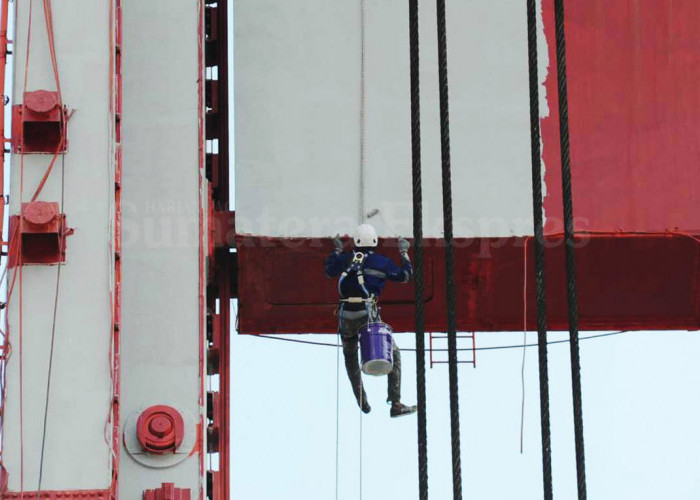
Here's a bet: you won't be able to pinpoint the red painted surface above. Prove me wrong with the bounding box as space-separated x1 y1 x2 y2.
110 1 123 497
236 2 700 334
136 405 185 455
143 483 191 500
1 490 110 499
541 0 700 234
198 1 207 498
12 91 67 154
0 0 9 485
8 202 70 267
236 234 700 333
204 0 231 498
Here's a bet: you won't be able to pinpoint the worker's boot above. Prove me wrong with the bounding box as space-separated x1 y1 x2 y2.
357 390 371 414
390 402 417 418
361 399 371 414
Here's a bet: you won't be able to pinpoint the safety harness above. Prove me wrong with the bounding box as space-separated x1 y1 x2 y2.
338 251 379 321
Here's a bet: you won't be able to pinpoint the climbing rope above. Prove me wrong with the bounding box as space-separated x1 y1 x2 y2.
408 0 428 499
334 333 340 500
9 0 66 492
525 0 554 498
37 154 65 493
358 0 367 223
553 0 587 498
519 244 527 455
359 391 363 500
435 1 462 498
17 0 36 491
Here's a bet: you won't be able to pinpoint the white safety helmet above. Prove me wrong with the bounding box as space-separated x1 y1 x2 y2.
353 223 378 248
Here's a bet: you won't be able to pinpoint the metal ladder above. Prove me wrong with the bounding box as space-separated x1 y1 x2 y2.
428 332 476 368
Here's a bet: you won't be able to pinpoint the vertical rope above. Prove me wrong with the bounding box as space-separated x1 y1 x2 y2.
37 155 65 493
525 1 554 498
358 0 366 223
335 334 340 500
519 242 527 455
435 1 462 498
358 390 363 500
19 2 35 493
409 0 428 498
553 1 587 498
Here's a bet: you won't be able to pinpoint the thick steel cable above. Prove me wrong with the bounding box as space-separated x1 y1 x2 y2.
409 0 428 498
435 1 462 498
525 1 553 498
553 1 587 498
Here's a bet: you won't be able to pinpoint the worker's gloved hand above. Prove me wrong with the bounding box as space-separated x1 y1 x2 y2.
398 238 410 256
333 234 344 254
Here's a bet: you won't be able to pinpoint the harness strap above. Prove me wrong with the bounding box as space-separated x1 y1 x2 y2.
363 268 386 279
341 296 376 304
338 251 371 299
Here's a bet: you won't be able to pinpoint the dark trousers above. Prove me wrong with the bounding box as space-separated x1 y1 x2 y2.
339 315 401 405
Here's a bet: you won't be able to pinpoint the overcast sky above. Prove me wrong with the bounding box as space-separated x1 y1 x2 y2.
229 323 700 499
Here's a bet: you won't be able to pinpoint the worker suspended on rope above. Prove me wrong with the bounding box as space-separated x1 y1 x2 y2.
325 223 417 418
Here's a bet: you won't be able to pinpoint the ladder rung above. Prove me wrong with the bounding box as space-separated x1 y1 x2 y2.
433 362 475 365
430 334 474 339
428 348 476 352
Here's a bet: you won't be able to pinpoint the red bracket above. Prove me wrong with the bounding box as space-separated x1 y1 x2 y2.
136 405 185 455
143 483 191 500
12 90 68 153
9 201 71 267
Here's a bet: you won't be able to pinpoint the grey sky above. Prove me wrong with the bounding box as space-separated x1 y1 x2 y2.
230 323 700 499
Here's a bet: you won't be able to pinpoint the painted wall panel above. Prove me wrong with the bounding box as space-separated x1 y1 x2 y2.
234 0 363 238
119 0 204 496
4 0 114 490
541 1 700 233
235 0 544 239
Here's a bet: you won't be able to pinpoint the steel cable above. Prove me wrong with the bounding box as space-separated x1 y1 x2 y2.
409 0 428 498
525 1 554 498
553 1 587 497
435 1 462 498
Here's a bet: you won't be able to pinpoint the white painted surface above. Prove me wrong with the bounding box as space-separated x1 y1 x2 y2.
235 0 550 238
4 0 114 490
119 0 204 496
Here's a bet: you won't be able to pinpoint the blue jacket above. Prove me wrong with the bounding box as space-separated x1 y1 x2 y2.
325 249 413 305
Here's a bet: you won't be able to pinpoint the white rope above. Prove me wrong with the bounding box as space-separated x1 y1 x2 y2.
520 331 527 453
359 381 363 500
520 244 528 453
358 0 366 224
335 332 340 500
359 1 368 485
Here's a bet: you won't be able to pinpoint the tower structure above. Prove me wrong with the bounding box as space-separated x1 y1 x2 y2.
0 1 232 498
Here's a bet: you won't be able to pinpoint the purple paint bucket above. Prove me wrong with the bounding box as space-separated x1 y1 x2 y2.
359 322 394 376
